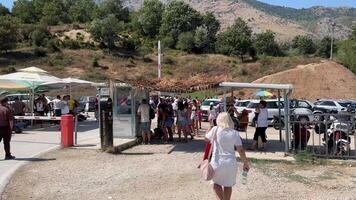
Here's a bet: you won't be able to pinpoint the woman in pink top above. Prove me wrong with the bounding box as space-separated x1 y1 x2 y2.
197 106 203 129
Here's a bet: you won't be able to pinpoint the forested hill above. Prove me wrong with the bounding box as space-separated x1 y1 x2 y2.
243 0 356 22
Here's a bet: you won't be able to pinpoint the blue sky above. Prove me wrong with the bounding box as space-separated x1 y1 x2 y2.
1 0 356 9
1 0 14 9
258 0 356 8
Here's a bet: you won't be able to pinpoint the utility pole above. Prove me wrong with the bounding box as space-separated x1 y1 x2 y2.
158 40 161 79
330 22 336 60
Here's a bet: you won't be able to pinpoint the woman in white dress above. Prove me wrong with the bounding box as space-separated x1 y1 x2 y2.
205 112 249 200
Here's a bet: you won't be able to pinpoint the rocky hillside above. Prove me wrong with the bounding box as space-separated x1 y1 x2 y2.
124 0 355 40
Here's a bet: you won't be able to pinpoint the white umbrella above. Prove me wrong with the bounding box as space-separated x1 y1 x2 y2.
0 67 62 122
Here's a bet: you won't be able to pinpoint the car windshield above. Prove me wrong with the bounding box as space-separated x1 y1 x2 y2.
202 100 219 106
338 102 351 107
247 102 259 108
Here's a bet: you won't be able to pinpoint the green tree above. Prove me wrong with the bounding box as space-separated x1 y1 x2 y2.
254 30 281 56
68 0 96 23
40 0 69 25
159 1 203 45
176 32 195 53
337 39 356 74
0 16 19 52
30 25 51 47
194 26 209 53
95 0 129 22
292 35 316 55
89 14 123 50
202 12 220 51
316 37 334 58
136 0 164 38
215 18 252 61
0 3 10 16
12 0 38 23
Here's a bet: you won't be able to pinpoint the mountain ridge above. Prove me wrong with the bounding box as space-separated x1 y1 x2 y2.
124 0 356 40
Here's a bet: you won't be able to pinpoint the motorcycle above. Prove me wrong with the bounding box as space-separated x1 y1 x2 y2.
316 115 352 155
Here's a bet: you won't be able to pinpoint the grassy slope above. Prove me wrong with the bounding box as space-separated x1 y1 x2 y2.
0 47 322 87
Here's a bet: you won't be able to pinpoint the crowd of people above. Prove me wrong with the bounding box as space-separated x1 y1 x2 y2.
137 96 269 151
138 96 205 144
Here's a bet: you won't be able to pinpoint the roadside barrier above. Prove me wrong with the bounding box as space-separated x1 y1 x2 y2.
14 115 78 147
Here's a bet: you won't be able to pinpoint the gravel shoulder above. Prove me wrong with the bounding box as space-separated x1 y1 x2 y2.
2 135 356 200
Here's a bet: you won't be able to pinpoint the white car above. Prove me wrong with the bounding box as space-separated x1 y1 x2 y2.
201 99 221 121
245 99 284 126
234 100 251 113
313 99 350 113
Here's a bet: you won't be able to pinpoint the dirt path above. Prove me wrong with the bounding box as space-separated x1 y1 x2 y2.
2 134 356 200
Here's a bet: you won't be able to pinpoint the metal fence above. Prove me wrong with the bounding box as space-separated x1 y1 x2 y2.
283 113 356 159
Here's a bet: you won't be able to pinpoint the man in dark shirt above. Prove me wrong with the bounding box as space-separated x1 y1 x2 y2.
0 97 15 160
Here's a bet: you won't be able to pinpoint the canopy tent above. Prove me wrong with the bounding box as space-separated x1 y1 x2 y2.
0 67 63 123
0 67 62 88
41 77 95 95
219 82 293 152
0 79 34 91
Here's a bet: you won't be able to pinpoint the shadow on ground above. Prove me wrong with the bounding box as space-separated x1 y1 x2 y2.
0 157 56 162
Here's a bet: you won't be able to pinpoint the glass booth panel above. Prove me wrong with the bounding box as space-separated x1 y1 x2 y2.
113 87 134 138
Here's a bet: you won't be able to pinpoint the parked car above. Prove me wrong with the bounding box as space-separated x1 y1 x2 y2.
79 96 97 112
245 99 284 126
201 99 221 121
234 100 250 113
6 94 30 105
313 99 351 113
290 99 314 110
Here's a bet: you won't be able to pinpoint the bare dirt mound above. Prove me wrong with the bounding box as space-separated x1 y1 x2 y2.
250 61 356 100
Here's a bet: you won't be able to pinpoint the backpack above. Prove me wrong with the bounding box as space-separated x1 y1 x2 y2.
149 106 155 120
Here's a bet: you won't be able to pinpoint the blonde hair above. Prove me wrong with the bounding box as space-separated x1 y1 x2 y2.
216 112 234 129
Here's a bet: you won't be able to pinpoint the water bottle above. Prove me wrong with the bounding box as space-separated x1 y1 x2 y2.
241 170 248 185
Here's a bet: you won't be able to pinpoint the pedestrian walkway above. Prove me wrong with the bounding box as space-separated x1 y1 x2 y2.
0 121 99 194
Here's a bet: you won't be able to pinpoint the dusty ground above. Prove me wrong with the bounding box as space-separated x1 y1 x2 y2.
2 133 356 200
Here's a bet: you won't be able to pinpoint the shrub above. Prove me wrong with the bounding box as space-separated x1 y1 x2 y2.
46 39 60 53
80 69 107 81
176 32 195 53
161 36 175 49
239 67 248 76
163 56 175 65
143 56 153 63
92 57 100 68
34 47 47 57
30 26 50 47
259 56 272 67
0 66 16 74
48 53 73 66
61 39 80 49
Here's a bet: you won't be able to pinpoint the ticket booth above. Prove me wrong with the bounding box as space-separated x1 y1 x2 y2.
111 82 148 138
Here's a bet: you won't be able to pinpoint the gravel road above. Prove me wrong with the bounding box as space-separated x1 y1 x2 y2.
2 134 356 200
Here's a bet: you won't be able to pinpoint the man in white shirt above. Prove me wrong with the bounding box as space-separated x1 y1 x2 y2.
137 99 151 144
249 100 268 151
52 95 62 117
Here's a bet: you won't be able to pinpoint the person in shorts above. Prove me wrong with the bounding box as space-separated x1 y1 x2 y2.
249 100 268 151
137 99 151 144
